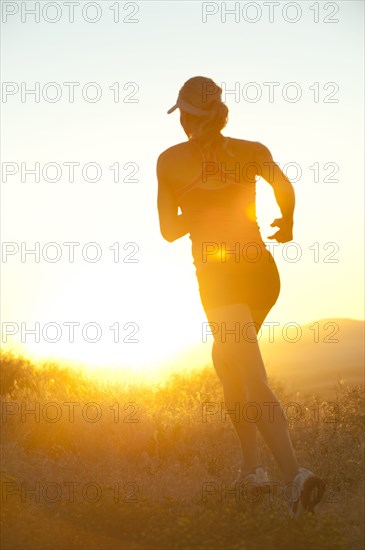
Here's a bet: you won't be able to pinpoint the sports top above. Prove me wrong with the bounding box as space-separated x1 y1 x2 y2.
174 135 266 268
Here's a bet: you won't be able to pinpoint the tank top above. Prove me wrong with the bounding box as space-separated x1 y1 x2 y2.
174 135 266 269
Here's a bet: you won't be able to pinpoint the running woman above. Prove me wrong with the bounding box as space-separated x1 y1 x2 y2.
157 76 325 515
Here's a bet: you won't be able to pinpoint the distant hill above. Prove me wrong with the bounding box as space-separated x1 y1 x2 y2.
182 318 364 396
260 318 364 394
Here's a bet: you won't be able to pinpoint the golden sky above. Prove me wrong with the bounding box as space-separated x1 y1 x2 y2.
1 1 364 374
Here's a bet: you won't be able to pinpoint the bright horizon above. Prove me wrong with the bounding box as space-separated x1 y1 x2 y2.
1 1 364 376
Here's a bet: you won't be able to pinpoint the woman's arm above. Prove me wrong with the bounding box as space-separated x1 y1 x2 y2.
255 143 296 243
157 153 189 242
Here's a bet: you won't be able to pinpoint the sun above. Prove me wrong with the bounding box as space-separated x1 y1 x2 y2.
2 258 209 382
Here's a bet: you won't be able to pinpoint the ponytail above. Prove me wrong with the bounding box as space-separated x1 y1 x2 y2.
190 100 229 150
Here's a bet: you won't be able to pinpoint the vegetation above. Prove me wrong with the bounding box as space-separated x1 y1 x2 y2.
1 351 364 549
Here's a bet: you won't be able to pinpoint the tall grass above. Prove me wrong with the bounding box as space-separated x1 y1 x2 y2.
1 351 364 550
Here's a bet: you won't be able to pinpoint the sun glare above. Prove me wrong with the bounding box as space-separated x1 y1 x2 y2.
2 259 209 383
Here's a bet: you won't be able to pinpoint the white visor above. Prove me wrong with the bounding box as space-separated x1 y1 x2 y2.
167 97 210 117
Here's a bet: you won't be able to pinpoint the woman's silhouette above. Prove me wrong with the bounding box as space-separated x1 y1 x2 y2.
157 76 325 515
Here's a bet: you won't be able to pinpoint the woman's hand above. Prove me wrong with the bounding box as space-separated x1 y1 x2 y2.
267 218 293 243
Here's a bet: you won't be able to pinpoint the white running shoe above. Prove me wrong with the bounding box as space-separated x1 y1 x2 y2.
234 465 271 495
286 467 326 516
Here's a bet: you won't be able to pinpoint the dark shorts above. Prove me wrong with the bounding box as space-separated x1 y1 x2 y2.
195 247 281 315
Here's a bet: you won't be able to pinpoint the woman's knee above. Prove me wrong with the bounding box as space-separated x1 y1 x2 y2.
245 379 288 425
211 342 238 384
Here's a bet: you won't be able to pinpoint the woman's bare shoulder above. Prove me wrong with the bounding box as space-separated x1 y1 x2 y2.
226 137 272 163
157 141 191 164
225 136 264 151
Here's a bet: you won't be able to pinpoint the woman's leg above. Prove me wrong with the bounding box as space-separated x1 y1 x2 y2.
206 303 299 483
210 307 274 474
212 339 260 472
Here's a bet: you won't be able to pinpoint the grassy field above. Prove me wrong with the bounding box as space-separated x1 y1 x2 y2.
1 351 364 550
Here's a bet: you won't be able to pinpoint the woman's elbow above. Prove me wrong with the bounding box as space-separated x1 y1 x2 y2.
159 225 175 243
